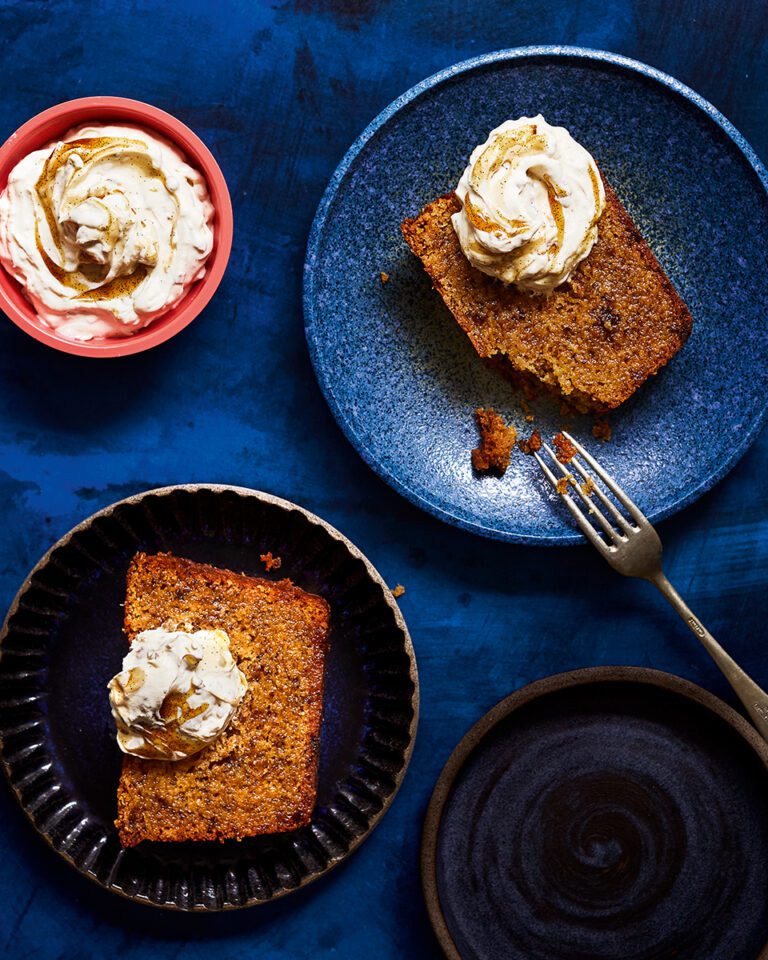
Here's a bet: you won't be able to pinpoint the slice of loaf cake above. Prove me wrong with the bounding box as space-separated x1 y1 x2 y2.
115 552 330 846
401 182 692 412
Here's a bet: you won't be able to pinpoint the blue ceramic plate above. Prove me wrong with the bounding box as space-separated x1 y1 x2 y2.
304 47 768 544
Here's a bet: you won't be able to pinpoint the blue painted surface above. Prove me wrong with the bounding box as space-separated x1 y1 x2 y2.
0 1 766 957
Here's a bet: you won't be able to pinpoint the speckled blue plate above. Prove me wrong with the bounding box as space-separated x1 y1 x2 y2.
304 47 768 544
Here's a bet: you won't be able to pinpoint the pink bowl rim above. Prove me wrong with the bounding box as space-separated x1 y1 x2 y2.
0 96 233 358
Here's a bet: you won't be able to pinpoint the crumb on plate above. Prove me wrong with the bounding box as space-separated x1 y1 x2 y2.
392 584 405 598
553 431 577 464
471 407 517 475
260 551 282 572
520 397 535 423
518 428 542 455
592 418 612 441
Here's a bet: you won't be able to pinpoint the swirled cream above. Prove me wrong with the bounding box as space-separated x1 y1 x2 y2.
452 116 605 293
0 124 214 340
108 627 247 761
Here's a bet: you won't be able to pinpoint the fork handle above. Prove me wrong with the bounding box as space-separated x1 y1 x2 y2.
650 571 768 741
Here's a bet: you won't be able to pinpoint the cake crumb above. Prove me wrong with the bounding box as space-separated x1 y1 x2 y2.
391 584 405 598
520 396 535 423
556 475 570 495
472 408 517 475
260 551 282 572
553 432 577 464
581 476 596 497
592 418 612 441
379 271 389 284
518 428 542 455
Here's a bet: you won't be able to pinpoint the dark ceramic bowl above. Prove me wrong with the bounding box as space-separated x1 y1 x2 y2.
422 667 768 960
0 485 418 910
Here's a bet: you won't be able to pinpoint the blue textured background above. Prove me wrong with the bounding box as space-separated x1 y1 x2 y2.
0 1 766 957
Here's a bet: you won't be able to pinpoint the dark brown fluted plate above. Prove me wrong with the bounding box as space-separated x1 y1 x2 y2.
0 485 418 910
422 667 768 960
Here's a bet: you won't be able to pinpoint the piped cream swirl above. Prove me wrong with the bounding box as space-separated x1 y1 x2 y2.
108 627 247 761
0 123 214 340
452 115 604 293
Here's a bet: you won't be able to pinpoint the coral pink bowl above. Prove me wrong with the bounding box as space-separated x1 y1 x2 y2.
0 96 233 357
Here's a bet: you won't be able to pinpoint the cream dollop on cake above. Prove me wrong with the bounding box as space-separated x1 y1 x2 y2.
0 123 214 340
108 627 247 761
452 115 604 293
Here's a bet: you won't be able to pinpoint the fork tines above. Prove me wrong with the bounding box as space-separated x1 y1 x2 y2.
534 432 644 551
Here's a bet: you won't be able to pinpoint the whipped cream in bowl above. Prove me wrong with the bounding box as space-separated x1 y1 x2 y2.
0 98 232 355
452 115 605 293
0 124 213 340
108 627 247 761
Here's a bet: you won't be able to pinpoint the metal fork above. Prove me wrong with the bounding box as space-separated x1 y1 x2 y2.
536 431 768 741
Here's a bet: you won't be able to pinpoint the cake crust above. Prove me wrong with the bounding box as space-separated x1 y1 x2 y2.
114 552 330 846
401 183 692 412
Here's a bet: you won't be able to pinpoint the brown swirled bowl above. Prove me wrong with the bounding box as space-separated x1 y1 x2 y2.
422 668 768 960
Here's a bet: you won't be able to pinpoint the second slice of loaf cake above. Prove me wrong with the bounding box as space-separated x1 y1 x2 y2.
115 552 330 846
401 182 693 413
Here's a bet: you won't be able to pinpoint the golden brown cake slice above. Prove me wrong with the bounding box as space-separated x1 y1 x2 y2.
115 552 330 846
401 183 692 412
